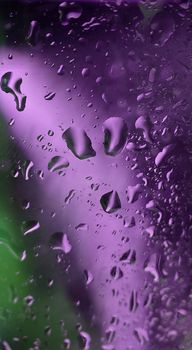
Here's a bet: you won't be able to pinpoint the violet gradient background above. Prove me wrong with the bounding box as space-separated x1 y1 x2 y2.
0 1 192 349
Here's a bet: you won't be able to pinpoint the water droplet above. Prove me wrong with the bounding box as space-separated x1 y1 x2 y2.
135 116 152 143
22 220 40 236
155 144 175 167
101 345 115 350
103 117 127 156
59 2 82 26
119 250 136 264
123 216 135 228
75 223 89 231
81 68 90 78
48 156 69 173
126 184 141 204
50 232 72 254
57 64 64 76
148 67 156 83
110 266 123 280
84 270 94 285
8 118 15 126
63 338 71 349
134 327 149 345
44 92 56 101
23 160 34 180
1 341 12 350
144 254 159 282
48 130 54 136
27 20 39 46
20 250 27 261
44 325 52 336
145 225 155 237
65 189 75 204
129 290 138 312
63 127 96 160
100 191 121 213
1 72 27 111
78 331 91 350
24 295 34 306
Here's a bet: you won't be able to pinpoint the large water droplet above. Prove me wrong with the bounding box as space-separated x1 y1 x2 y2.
63 127 96 160
103 117 127 156
126 184 141 204
1 72 27 111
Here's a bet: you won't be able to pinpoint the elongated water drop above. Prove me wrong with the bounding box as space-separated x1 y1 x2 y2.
27 20 39 46
22 220 40 236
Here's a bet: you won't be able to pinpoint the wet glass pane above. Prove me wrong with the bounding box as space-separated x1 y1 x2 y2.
0 0 191 349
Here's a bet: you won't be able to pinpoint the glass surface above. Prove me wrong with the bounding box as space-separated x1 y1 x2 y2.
0 1 191 349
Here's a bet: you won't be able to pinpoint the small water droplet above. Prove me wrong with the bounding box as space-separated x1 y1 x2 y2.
75 223 89 232
44 92 56 101
1 72 27 111
21 250 27 261
65 189 75 204
22 220 40 236
27 20 39 46
129 290 139 312
23 160 34 181
78 331 91 350
24 295 34 306
81 68 90 78
84 270 94 285
63 338 71 349
48 156 69 173
48 130 54 136
57 64 64 76
110 266 123 280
